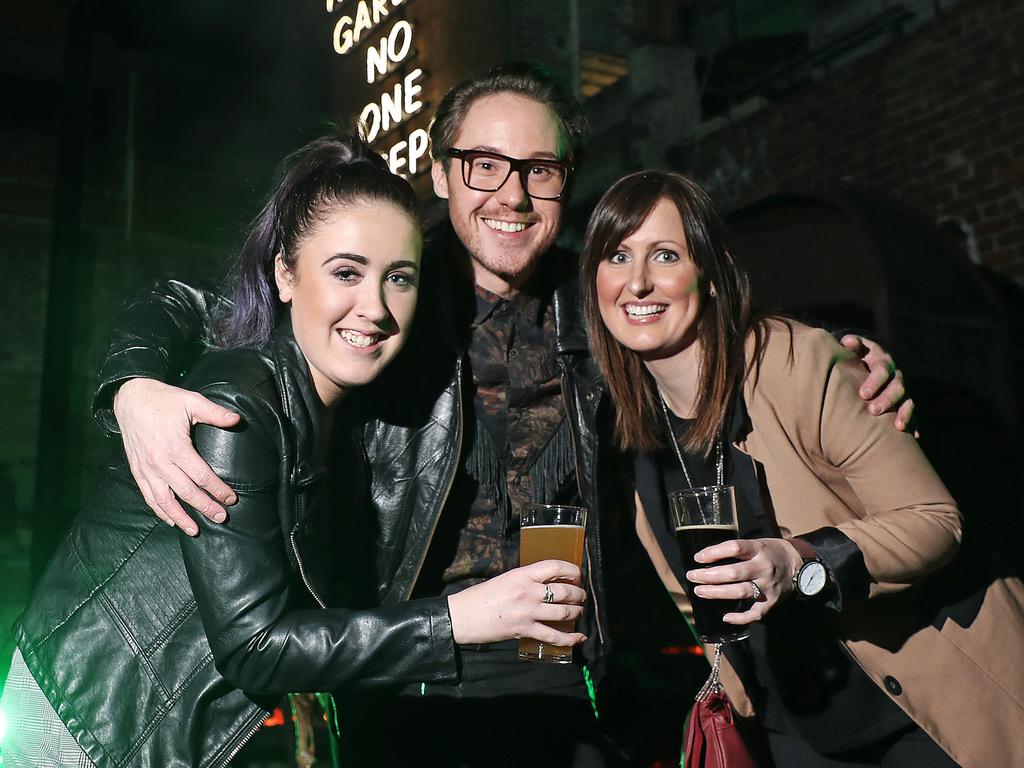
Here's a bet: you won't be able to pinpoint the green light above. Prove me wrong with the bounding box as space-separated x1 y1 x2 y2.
582 665 599 720
0 704 8 743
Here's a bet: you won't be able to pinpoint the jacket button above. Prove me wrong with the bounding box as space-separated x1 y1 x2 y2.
883 676 902 696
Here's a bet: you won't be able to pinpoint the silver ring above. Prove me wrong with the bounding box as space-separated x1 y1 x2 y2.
542 585 555 604
750 581 763 601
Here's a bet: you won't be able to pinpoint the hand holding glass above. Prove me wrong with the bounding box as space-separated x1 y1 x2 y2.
670 486 749 643
518 504 587 663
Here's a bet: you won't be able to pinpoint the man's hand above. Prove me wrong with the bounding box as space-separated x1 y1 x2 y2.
840 334 916 434
114 378 240 536
447 560 588 646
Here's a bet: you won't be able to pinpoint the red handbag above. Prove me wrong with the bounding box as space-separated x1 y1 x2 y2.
682 646 758 768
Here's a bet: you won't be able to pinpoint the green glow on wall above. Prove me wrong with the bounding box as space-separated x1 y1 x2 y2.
0 703 8 744
736 0 810 38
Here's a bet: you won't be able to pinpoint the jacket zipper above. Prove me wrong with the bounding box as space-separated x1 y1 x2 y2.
403 359 464 600
215 708 269 768
291 495 328 608
560 368 605 647
287 490 342 761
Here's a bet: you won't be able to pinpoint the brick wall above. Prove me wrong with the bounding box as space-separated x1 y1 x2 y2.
679 0 1024 283
0 20 332 685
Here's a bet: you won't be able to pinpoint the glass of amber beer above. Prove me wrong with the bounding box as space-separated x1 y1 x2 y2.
670 486 749 643
518 504 587 663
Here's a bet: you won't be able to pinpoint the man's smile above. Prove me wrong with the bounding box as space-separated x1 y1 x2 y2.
482 218 531 234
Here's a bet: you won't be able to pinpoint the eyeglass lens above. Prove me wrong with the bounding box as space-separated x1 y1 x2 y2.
463 154 566 198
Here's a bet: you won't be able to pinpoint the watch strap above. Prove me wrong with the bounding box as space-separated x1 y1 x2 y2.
789 537 818 561
798 527 871 610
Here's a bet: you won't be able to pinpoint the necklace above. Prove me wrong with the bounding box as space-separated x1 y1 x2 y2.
657 389 730 672
657 390 724 488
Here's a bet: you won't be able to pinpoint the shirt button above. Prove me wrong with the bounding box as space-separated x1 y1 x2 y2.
883 676 902 696
508 349 519 359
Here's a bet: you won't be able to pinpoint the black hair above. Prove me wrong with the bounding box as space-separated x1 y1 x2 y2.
214 132 420 348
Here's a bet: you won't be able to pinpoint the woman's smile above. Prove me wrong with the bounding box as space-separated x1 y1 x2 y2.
337 327 387 351
596 197 706 360
623 302 668 322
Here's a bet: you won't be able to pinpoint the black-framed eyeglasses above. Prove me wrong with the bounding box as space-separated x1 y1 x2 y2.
447 148 572 201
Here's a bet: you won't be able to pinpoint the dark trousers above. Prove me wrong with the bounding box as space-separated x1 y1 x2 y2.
767 724 961 768
337 694 626 768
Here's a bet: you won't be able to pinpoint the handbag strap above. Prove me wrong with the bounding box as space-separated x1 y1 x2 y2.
695 644 723 702
676 609 722 703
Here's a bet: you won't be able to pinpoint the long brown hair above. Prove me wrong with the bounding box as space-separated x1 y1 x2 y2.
581 171 759 454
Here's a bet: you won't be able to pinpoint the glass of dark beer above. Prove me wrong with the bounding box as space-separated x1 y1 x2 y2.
518 504 587 663
669 486 749 643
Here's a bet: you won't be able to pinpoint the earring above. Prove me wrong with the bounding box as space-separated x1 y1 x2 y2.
709 286 717 298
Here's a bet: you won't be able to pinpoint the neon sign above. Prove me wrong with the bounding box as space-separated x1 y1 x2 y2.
329 0 406 55
327 0 429 176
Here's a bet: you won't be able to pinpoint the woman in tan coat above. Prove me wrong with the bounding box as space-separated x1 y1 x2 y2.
579 170 1024 767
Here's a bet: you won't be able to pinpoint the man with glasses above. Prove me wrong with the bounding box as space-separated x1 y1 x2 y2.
91 62 911 765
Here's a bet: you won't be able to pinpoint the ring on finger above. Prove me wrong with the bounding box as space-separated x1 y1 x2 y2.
542 585 555 604
750 580 764 602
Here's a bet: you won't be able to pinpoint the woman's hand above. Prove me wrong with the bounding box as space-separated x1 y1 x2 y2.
685 538 804 625
446 560 588 646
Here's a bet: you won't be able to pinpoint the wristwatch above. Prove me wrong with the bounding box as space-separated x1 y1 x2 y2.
790 537 829 599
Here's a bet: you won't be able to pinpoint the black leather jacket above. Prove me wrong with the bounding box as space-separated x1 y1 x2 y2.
18 321 457 768
353 247 617 676
90 244 618 696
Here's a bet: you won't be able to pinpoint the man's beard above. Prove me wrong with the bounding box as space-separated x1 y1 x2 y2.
469 244 546 289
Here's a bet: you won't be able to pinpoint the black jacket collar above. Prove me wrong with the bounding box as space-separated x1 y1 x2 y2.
269 313 327 484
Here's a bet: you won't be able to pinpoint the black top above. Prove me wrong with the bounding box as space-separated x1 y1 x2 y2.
634 396 911 755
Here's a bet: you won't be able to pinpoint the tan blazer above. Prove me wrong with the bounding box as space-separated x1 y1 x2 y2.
634 319 1024 768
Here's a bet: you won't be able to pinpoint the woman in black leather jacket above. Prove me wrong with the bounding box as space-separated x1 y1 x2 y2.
2 134 588 768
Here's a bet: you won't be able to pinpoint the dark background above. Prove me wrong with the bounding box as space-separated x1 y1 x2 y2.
1 1 1021 764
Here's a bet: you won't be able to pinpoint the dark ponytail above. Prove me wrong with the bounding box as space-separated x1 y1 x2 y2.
213 131 420 349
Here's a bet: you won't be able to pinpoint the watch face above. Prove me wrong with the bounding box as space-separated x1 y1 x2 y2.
798 561 827 596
